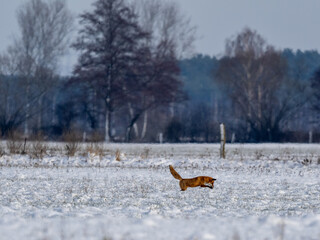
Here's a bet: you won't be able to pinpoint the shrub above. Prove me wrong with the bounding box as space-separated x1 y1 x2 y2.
63 131 81 157
0 144 5 157
115 149 121 161
30 141 47 159
28 133 48 159
86 143 104 158
6 132 24 154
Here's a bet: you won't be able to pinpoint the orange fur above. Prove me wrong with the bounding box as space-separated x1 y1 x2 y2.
169 165 216 191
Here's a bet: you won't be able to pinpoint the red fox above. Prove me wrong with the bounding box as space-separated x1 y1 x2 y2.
169 165 216 191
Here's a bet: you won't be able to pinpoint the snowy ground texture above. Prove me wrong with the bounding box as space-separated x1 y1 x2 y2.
0 143 320 240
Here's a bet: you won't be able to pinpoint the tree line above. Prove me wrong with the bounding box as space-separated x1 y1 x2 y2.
0 0 320 143
179 29 320 142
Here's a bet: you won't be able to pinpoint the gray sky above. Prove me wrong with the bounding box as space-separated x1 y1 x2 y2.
1 0 320 74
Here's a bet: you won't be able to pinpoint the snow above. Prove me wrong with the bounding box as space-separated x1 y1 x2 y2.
0 143 320 239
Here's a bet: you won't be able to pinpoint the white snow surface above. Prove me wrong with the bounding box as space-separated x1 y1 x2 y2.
0 143 320 240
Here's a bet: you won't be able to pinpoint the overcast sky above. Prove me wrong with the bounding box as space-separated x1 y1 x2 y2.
1 0 320 74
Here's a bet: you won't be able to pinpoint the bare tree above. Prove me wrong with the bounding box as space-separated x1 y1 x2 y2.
11 0 73 136
124 41 186 142
216 28 305 141
134 0 196 58
123 0 195 141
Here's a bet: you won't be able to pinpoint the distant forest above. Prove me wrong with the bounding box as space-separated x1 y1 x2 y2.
1 0 320 143
2 47 320 143
180 48 320 142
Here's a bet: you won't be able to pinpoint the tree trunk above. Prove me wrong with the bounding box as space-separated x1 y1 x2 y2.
170 103 175 118
125 126 132 143
214 96 218 123
105 109 111 142
51 92 57 127
24 83 30 137
126 111 142 142
128 103 139 138
37 94 43 132
141 110 148 139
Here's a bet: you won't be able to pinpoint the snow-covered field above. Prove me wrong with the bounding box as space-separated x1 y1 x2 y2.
0 143 320 240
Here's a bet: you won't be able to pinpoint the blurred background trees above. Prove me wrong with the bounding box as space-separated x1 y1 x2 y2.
216 28 307 142
71 0 192 142
0 0 320 143
0 0 73 138
310 68 320 129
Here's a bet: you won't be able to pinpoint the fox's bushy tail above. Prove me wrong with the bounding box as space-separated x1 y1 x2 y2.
169 165 182 180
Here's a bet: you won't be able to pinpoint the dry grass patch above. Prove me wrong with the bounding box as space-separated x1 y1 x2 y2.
30 141 48 159
86 143 105 158
28 133 48 159
140 147 150 159
115 149 121 161
63 131 81 157
0 144 5 157
6 132 26 154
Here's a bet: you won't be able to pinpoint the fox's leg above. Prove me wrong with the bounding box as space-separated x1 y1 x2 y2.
201 184 213 189
179 181 187 191
180 185 187 191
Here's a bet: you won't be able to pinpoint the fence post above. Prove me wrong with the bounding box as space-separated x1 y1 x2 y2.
220 123 226 159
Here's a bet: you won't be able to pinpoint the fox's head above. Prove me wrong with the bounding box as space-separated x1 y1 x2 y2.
205 177 216 189
210 178 216 188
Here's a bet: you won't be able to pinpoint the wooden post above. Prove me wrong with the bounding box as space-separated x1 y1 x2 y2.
220 123 226 159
